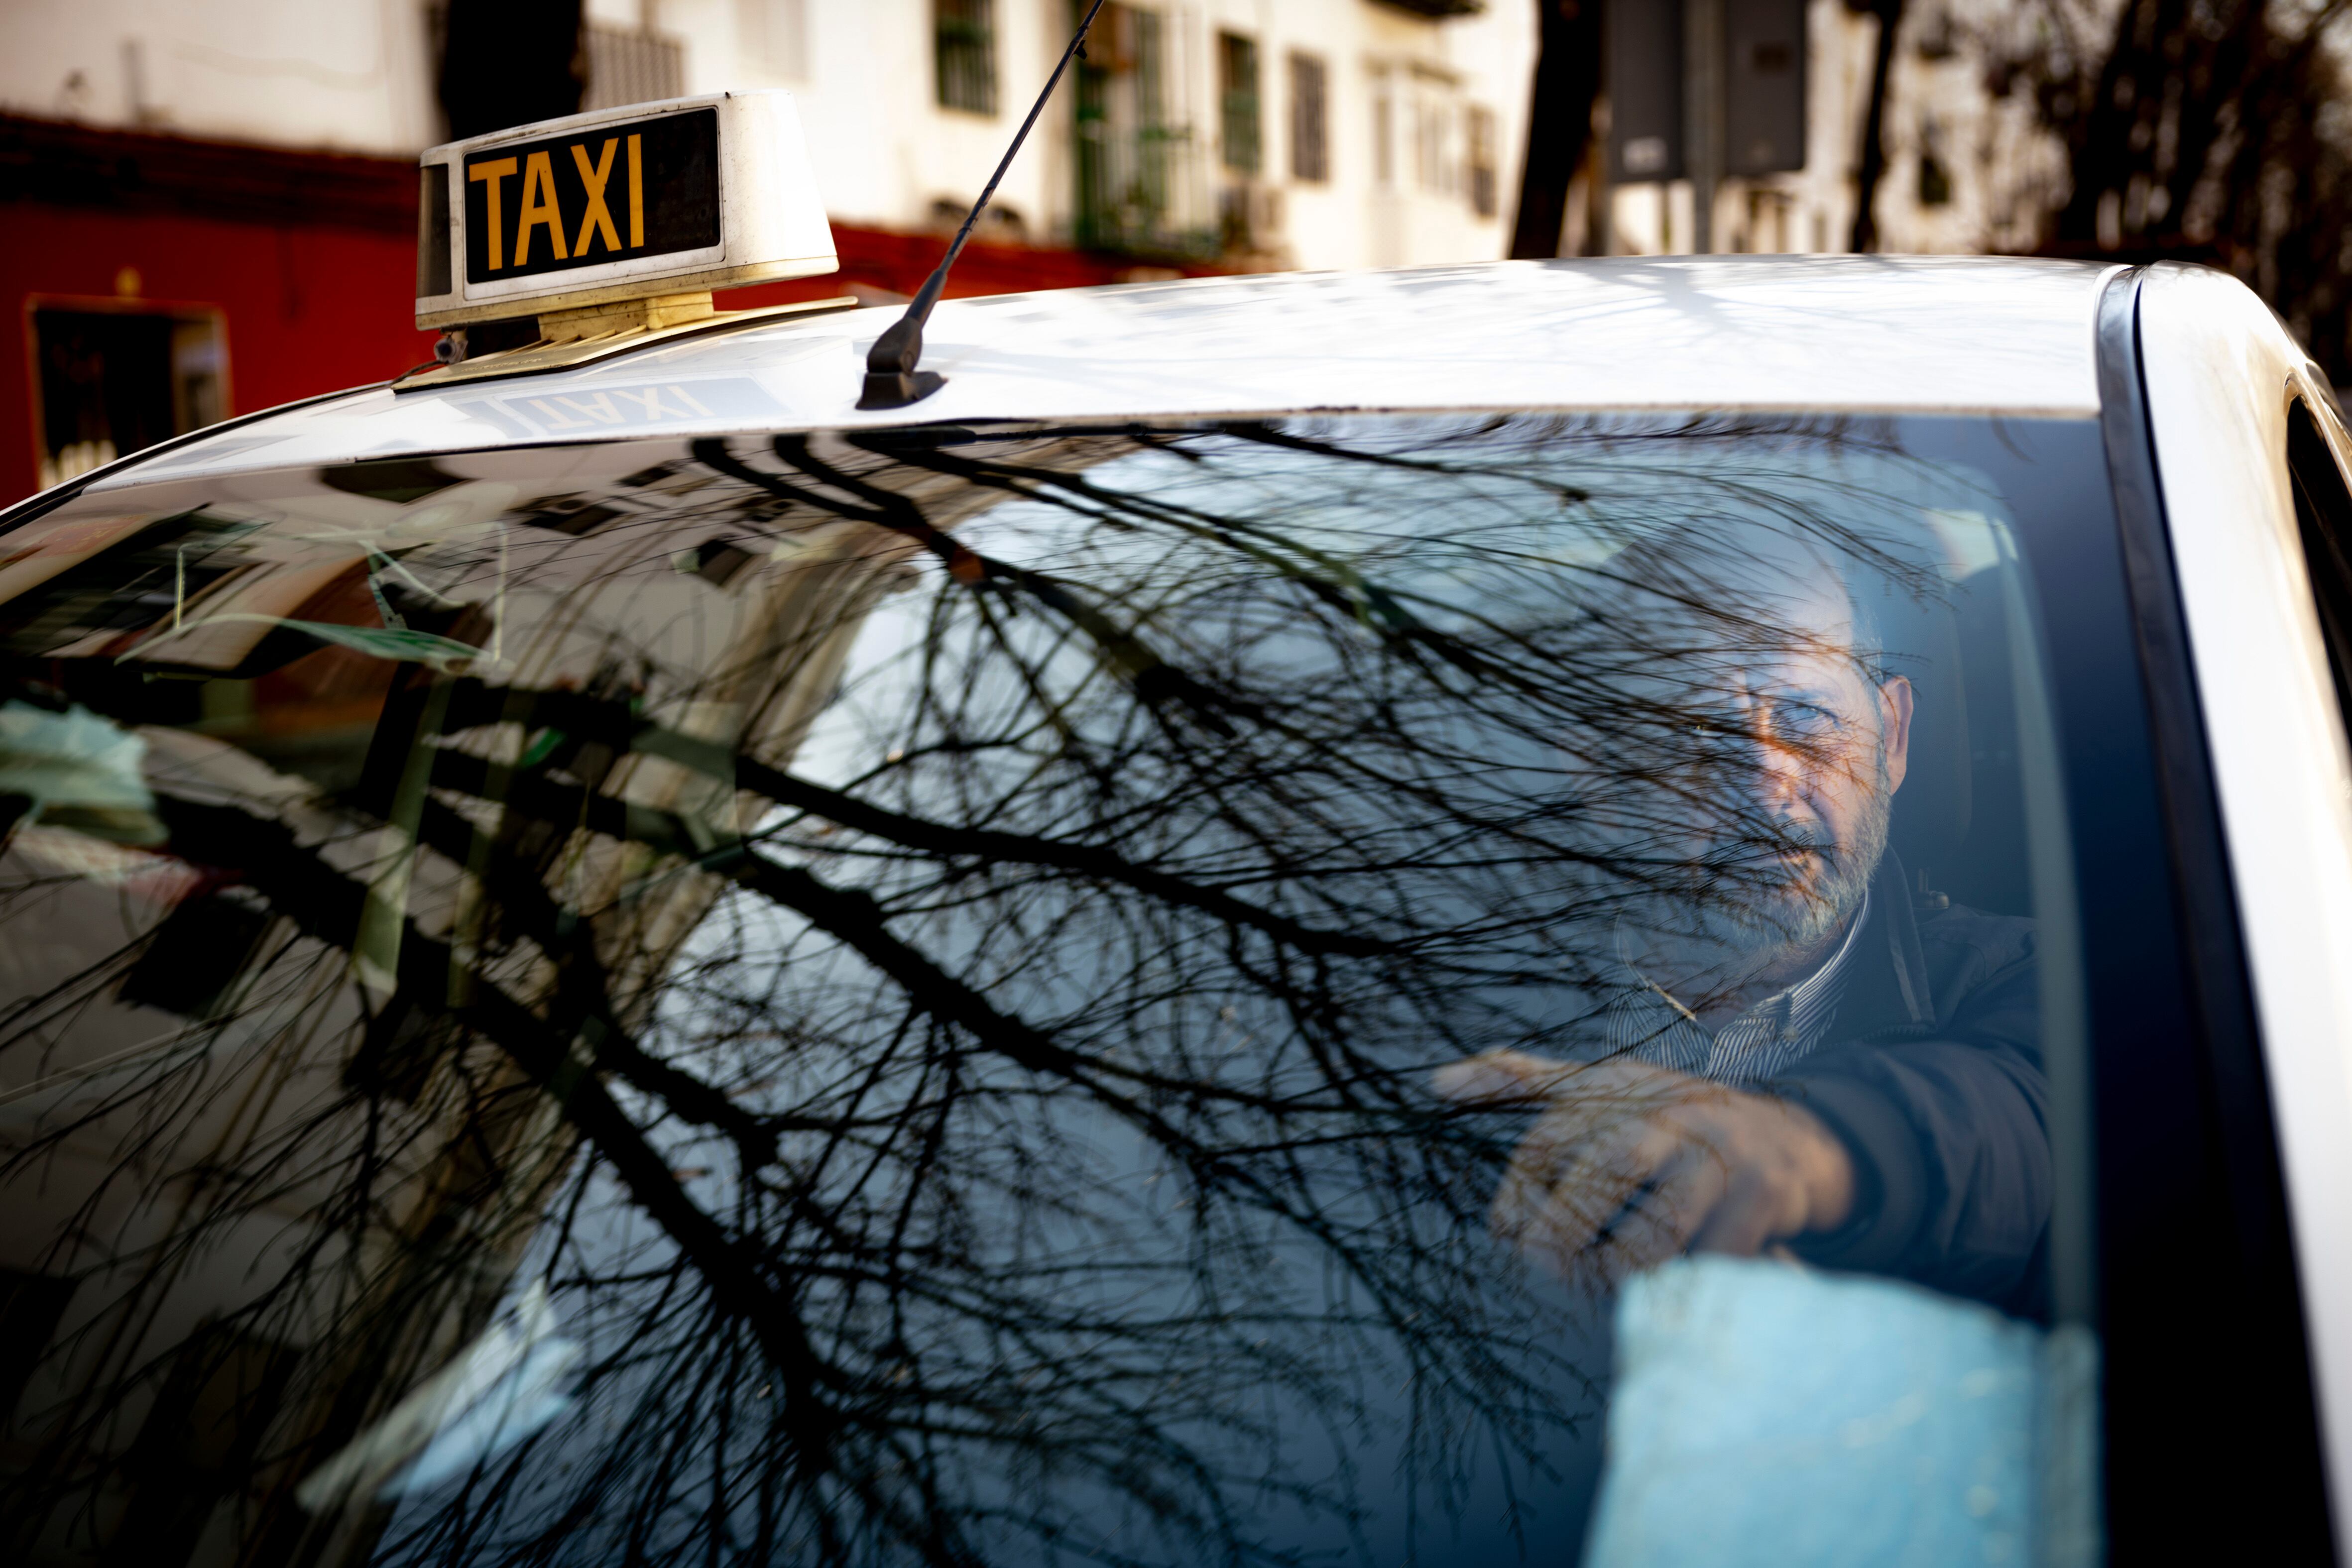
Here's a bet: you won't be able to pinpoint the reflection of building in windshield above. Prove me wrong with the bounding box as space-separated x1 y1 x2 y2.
0 416 2084 1568
0 443 918 1564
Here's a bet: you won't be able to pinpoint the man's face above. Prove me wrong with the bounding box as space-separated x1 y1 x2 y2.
1689 577 1915 960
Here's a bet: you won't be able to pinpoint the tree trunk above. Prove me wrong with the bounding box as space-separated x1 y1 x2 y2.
439 0 586 142
1849 0 1905 253
1510 0 1605 259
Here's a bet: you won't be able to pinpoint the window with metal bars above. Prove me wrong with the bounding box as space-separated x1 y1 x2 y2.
1468 104 1498 217
936 0 998 116
1219 32 1261 175
1076 3 1209 254
583 23 684 112
1290 52 1328 183
1411 90 1452 195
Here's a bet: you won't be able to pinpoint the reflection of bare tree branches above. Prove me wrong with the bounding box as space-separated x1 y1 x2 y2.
696 437 1248 736
0 413 1988 1568
422 680 1389 961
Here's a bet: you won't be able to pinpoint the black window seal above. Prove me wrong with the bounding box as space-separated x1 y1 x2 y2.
2093 265 2333 1555
2282 388 2352 734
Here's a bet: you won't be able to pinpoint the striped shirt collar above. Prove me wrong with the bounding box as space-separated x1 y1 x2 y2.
1609 887 1875 1083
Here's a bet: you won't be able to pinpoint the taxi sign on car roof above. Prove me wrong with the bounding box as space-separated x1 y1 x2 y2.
405 91 846 388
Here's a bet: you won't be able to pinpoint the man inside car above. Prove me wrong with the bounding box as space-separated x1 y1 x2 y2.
1434 550 2047 1315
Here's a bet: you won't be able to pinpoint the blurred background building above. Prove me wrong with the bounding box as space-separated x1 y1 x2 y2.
0 0 1528 504
5 0 2352 504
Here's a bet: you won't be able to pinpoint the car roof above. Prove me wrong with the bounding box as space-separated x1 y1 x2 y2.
85 255 2117 496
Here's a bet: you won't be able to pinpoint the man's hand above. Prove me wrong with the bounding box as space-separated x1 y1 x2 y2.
1430 1050 1857 1289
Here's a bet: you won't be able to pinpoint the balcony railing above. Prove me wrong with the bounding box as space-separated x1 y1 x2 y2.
584 24 684 112
1075 119 1218 256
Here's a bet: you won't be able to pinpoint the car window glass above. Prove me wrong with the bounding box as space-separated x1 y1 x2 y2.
0 414 2108 1567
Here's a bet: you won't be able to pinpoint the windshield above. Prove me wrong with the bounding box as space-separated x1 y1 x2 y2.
0 413 2109 1567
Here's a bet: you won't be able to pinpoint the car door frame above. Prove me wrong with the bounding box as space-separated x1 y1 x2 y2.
2115 260 2351 1557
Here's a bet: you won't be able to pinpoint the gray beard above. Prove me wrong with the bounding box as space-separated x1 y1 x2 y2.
1613 745 1896 1001
1708 746 1893 960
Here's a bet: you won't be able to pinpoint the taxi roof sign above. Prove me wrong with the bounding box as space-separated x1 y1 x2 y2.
414 91 837 331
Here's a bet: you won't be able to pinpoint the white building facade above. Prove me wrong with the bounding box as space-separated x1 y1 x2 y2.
0 0 1534 272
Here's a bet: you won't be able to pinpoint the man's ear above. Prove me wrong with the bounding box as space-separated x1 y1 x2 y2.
1879 675 1915 793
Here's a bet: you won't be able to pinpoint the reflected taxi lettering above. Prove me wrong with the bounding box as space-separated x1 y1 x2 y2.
520 384 715 428
464 378 776 439
462 110 719 285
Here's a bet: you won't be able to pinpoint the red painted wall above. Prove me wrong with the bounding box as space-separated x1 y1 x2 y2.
728 224 1209 308
2 205 439 502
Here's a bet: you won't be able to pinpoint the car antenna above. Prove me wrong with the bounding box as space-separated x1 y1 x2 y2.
859 0 1110 410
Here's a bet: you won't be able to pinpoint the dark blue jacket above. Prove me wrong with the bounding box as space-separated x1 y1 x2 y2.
1775 852 2048 1317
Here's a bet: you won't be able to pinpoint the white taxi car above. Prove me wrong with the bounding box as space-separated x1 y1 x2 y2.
0 92 2344 1568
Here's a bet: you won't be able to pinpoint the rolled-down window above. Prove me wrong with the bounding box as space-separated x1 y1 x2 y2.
0 414 2111 1566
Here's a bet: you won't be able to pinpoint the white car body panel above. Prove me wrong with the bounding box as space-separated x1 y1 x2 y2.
2137 262 2352 1538
84 257 2112 495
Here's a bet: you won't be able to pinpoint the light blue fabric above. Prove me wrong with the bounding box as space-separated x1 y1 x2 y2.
1586 1256 2051 1568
